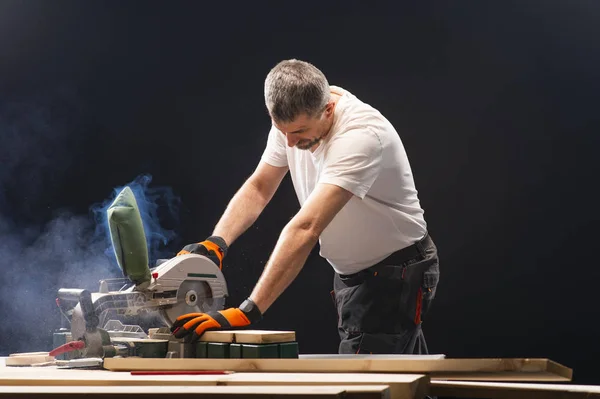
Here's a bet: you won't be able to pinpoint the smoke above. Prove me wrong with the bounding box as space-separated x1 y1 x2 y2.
0 88 181 355
0 213 115 354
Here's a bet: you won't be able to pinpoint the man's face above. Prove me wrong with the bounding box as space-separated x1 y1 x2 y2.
273 104 334 151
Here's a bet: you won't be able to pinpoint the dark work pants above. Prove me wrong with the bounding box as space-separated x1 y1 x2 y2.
331 234 440 354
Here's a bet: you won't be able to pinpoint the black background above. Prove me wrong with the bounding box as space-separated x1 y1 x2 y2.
1 0 599 385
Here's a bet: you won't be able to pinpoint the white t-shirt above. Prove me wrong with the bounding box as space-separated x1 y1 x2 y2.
260 86 427 275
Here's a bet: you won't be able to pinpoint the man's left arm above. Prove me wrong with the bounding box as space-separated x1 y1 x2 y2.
249 182 354 313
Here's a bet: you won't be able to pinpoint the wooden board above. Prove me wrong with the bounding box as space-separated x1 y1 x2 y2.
0 385 392 398
0 365 219 386
0 360 426 398
197 330 296 344
103 357 572 382
5 355 55 366
232 330 296 344
431 380 600 398
223 372 427 399
198 331 236 343
300 355 445 359
9 352 50 357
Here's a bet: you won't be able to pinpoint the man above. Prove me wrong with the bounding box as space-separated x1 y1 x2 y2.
171 59 440 354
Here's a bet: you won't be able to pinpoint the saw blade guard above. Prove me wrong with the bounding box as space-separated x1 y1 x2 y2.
107 186 151 289
147 254 229 326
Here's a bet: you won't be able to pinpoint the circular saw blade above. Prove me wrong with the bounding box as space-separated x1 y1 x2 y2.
159 279 223 326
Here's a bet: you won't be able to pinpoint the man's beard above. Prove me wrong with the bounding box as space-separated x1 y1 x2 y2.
296 135 323 150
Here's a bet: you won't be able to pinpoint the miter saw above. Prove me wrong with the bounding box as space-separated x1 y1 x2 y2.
54 185 229 361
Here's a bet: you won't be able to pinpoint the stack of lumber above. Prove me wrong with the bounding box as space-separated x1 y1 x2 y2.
4 330 599 398
3 354 597 398
196 330 299 359
0 361 424 398
0 355 588 398
149 329 301 359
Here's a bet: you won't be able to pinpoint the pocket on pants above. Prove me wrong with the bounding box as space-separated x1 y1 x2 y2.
333 284 362 333
335 274 410 335
420 261 440 320
423 263 440 296
397 257 439 326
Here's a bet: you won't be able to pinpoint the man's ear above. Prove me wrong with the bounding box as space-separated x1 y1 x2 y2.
325 101 335 117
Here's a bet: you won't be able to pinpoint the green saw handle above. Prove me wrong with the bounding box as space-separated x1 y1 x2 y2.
107 186 151 288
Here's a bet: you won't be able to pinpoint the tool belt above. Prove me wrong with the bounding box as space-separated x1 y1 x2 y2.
337 233 435 287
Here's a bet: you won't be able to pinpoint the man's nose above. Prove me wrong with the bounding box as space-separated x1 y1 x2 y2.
286 134 299 147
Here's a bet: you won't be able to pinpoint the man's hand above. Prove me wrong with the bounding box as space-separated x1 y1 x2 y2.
170 299 262 342
177 236 228 269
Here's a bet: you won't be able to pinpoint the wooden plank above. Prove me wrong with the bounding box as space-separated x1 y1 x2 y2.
0 361 425 398
222 372 427 399
0 366 221 386
431 380 600 398
5 355 55 367
9 352 50 357
196 330 296 344
103 357 572 382
198 331 236 343
0 385 392 398
300 355 445 360
233 330 296 344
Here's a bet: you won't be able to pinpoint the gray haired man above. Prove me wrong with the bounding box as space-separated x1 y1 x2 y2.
171 59 440 355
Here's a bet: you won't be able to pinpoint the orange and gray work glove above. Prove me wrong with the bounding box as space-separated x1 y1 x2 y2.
177 236 228 269
170 298 263 342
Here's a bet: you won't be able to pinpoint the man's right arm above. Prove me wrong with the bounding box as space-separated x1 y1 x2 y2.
211 161 288 246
